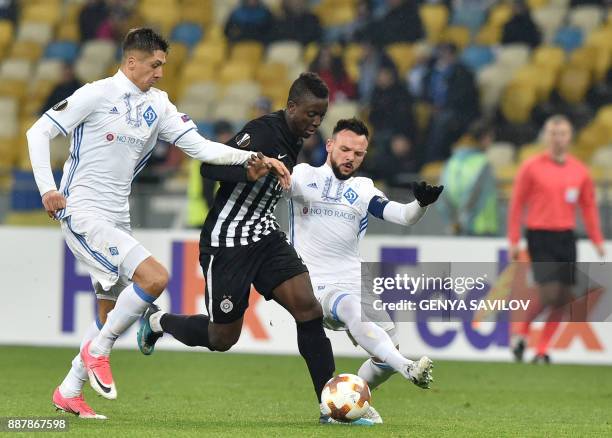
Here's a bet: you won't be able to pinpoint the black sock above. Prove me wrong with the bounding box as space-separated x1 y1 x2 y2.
160 314 214 350
296 317 335 403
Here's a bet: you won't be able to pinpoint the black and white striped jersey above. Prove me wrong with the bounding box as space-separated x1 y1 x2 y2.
201 111 301 247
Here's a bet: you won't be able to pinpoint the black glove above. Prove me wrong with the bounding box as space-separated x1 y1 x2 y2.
411 181 444 207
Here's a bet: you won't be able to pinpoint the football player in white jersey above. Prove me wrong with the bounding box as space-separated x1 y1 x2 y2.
286 118 443 423
26 28 289 419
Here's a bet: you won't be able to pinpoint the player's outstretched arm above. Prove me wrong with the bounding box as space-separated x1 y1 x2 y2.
368 181 444 227
26 116 66 218
200 153 290 189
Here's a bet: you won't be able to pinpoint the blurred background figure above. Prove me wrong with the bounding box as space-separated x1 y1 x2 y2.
368 65 416 154
0 0 17 24
224 0 274 44
275 0 321 45
508 115 605 364
298 130 327 167
372 0 424 46
79 0 109 41
438 119 498 236
40 63 82 114
419 43 479 164
366 133 418 188
356 41 397 107
309 45 356 103
501 0 541 48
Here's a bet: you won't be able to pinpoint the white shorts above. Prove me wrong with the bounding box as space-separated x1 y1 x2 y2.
61 215 151 300
315 283 397 344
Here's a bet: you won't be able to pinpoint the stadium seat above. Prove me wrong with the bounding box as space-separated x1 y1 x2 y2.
532 6 565 44
385 43 415 76
557 66 590 104
138 0 181 35
171 22 203 49
16 21 53 45
178 80 219 105
230 41 264 65
212 99 249 123
191 41 227 68
419 161 445 184
475 24 502 45
591 145 612 169
568 5 604 36
316 3 355 27
532 46 565 74
570 45 610 82
419 4 449 43
461 45 495 72
256 62 288 88
442 26 471 50
9 40 43 62
180 2 214 26
450 7 485 35
489 3 513 27
319 102 359 139
223 80 261 106
44 41 79 63
501 84 537 124
80 40 117 66
22 2 61 25
527 0 549 9
511 65 556 102
0 79 27 101
74 58 107 83
266 41 303 67
595 105 612 130
0 115 18 140
218 61 256 85
303 42 319 66
495 164 518 198
0 19 13 55
260 81 291 109
0 59 32 80
181 61 217 85
478 64 514 113
56 22 80 42
486 142 516 169
553 27 583 52
518 143 544 162
0 97 17 117
176 100 212 121
497 44 530 72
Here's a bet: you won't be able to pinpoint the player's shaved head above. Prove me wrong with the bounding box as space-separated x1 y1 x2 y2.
122 28 169 58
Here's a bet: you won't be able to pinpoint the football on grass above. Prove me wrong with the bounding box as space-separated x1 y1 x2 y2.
321 374 371 421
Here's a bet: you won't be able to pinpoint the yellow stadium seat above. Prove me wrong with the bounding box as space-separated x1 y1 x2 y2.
168 42 189 67
414 101 432 133
577 123 611 153
527 0 550 9
203 24 225 43
0 79 27 101
489 3 513 27
419 4 449 43
181 61 217 87
385 43 415 76
318 5 356 27
180 1 213 26
22 3 61 25
303 43 319 66
218 61 255 85
56 22 80 42
4 212 55 226
256 62 288 87
343 43 363 67
0 135 19 168
442 26 471 50
419 161 445 184
230 41 264 65
0 19 13 53
267 41 304 67
570 45 610 82
138 0 180 36
494 164 518 198
518 143 544 162
475 24 502 45
557 67 591 104
595 105 612 131
511 65 557 102
501 84 537 124
192 41 227 68
532 46 565 74
261 81 291 106
9 41 43 61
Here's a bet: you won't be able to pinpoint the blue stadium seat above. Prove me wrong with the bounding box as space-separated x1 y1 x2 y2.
43 41 79 63
10 170 61 210
171 23 203 49
451 8 485 35
553 27 584 52
461 45 495 72
195 121 215 139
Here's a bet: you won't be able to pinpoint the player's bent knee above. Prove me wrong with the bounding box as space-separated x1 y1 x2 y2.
295 299 323 322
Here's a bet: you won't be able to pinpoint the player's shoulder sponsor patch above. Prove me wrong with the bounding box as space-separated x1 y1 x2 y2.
52 99 68 111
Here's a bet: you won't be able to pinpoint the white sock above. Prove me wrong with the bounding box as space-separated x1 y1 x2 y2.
149 311 166 333
59 320 100 398
358 358 396 390
89 283 156 357
336 294 411 372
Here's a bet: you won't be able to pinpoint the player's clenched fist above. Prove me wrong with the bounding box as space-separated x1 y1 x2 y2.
41 190 67 218
411 181 444 207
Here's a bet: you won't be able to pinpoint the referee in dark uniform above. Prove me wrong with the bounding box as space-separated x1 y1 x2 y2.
139 73 336 418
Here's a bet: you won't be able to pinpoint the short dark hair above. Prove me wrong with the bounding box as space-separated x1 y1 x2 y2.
467 119 493 141
333 118 369 139
122 28 169 57
287 72 329 104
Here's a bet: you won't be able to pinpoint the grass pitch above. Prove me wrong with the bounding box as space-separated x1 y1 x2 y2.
1 346 611 437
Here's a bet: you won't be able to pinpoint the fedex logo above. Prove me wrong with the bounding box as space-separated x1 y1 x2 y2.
61 241 270 340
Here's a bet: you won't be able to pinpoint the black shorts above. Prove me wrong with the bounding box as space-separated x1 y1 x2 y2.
526 229 576 285
199 231 308 323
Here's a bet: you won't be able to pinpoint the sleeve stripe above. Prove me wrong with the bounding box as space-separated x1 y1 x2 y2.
173 126 196 145
44 112 68 136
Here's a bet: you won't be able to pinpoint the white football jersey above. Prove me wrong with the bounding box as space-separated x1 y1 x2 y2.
43 70 197 222
287 163 387 289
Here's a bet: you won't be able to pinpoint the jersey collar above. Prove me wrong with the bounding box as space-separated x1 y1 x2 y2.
113 70 147 95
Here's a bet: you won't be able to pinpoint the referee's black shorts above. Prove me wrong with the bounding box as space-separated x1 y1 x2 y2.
199 231 308 324
526 229 576 285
